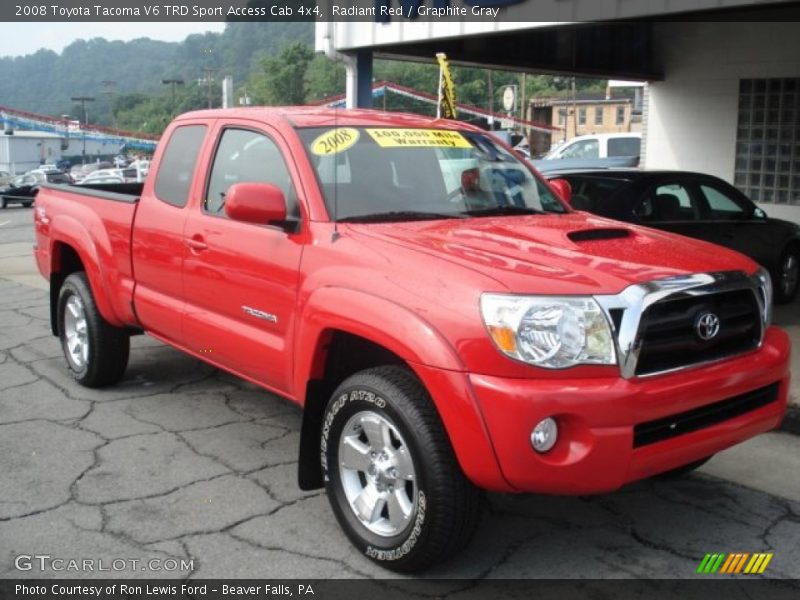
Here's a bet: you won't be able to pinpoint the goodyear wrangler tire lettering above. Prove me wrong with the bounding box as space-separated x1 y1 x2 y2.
320 366 482 572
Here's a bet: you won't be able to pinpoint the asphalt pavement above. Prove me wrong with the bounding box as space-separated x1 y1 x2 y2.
1 205 799 581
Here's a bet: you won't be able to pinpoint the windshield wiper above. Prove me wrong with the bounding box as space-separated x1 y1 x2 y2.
461 206 545 217
338 211 463 223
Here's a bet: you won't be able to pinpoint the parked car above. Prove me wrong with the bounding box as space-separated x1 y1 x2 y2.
70 161 114 183
79 169 130 185
532 155 639 173
0 170 14 186
78 172 125 185
113 155 130 168
546 169 800 303
543 133 641 162
127 159 150 179
33 108 790 571
1 169 70 208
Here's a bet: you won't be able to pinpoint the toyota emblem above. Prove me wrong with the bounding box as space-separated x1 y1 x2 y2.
695 312 721 341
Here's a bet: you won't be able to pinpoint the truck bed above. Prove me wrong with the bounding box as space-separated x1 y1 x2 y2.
39 181 143 203
34 181 142 330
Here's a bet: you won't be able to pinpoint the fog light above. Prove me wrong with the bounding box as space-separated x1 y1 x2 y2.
531 417 558 453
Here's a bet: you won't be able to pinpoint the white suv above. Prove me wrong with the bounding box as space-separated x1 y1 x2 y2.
545 133 641 161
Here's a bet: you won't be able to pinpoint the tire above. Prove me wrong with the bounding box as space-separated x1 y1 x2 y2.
0 197 6 209
23 201 33 208
774 248 799 304
57 272 130 387
321 366 482 572
655 456 712 479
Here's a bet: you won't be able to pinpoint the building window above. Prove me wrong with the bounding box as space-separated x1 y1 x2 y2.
615 106 625 125
735 78 798 205
578 108 586 126
595 107 603 125
558 108 566 126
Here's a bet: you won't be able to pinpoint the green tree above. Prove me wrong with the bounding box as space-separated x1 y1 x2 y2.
249 42 315 105
304 54 346 103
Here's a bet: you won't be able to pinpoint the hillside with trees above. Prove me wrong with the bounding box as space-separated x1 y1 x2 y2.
0 22 607 136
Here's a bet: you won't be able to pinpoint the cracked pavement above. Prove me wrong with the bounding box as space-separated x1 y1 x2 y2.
1 206 799 583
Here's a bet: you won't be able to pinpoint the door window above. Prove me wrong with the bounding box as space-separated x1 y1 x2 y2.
560 139 599 159
205 128 298 218
637 183 699 222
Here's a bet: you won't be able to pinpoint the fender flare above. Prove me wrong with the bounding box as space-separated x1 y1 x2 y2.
295 286 510 492
295 286 464 386
49 213 125 329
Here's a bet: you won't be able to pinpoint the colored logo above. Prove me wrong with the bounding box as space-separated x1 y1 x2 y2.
697 552 773 574
695 312 720 341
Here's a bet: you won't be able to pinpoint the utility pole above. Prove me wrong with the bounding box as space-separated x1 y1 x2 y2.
200 69 216 109
486 70 494 130
162 78 185 114
571 76 577 139
70 96 95 164
101 80 116 127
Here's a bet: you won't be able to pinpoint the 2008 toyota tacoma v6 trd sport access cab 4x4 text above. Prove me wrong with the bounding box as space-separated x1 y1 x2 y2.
33 108 790 572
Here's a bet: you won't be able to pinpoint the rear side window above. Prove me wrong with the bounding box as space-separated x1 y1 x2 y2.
154 125 207 207
607 137 641 157
700 184 749 219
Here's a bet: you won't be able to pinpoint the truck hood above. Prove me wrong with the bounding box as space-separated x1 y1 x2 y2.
347 212 755 296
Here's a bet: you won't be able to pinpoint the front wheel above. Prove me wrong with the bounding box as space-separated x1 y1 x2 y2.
57 272 130 387
774 248 799 304
321 366 482 572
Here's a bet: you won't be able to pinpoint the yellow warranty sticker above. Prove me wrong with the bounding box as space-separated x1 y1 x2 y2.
310 127 360 155
366 128 472 149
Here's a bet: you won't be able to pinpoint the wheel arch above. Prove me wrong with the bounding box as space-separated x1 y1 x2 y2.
48 225 123 335
295 289 508 492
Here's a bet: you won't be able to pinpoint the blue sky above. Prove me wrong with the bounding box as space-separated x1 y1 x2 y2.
0 23 226 58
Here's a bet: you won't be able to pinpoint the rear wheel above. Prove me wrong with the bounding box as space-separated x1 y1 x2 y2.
57 272 130 387
774 248 799 304
0 197 6 209
321 366 482 572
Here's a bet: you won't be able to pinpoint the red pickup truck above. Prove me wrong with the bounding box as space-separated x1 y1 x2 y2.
34 108 790 571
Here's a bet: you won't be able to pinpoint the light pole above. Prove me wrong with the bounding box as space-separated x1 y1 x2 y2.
162 78 185 114
70 96 95 164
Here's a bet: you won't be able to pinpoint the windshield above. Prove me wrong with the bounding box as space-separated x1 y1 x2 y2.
297 127 566 222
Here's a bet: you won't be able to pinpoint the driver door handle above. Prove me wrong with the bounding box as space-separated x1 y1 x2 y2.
185 236 208 252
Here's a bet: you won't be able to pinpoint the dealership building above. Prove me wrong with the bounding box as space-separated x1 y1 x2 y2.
316 0 800 223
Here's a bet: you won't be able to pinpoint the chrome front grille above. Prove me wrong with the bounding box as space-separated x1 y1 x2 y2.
635 289 761 376
594 270 771 379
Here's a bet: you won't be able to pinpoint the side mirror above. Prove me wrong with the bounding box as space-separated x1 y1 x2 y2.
753 207 767 220
549 178 572 206
225 182 289 228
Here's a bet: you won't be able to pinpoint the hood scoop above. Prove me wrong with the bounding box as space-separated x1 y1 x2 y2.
567 228 631 243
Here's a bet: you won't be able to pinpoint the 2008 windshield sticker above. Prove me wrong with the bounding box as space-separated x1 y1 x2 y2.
366 129 472 148
310 128 360 155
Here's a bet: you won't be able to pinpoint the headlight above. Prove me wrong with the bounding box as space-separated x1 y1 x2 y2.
755 267 772 326
480 294 616 369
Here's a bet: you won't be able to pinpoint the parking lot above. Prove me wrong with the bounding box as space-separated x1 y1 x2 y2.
1 204 799 581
